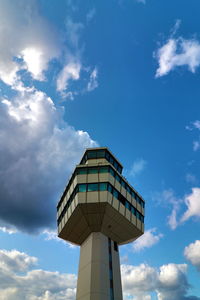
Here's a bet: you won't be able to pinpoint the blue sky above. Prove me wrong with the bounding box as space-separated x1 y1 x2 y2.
0 0 200 299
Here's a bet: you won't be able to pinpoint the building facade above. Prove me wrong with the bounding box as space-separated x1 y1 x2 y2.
57 148 145 300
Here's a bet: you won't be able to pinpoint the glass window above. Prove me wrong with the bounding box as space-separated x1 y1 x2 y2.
79 184 86 192
127 185 131 194
77 168 87 175
121 180 126 188
106 151 110 161
113 189 118 199
118 165 122 174
99 183 107 191
109 167 115 177
88 168 98 174
125 201 131 211
88 183 98 191
110 156 114 164
99 166 109 173
87 151 96 159
108 183 113 194
115 174 121 183
131 190 136 199
114 241 118 252
131 206 136 215
114 161 118 170
97 150 105 158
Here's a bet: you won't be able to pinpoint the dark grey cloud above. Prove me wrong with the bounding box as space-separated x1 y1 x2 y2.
0 90 96 233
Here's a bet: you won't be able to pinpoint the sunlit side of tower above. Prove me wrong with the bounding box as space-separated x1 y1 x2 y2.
57 148 145 300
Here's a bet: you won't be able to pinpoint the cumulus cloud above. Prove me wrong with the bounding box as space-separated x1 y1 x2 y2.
0 88 96 233
121 263 199 300
0 0 60 87
0 249 76 300
184 240 200 271
0 1 98 233
129 158 147 177
132 228 163 252
155 37 200 77
181 188 200 223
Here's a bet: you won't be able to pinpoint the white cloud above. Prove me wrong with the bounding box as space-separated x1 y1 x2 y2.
193 120 200 130
157 189 182 230
184 240 200 271
0 249 37 273
181 188 200 223
0 227 17 234
155 37 200 77
193 140 200 151
0 0 60 88
132 228 163 252
87 67 98 92
0 249 76 300
130 158 147 177
0 89 97 233
121 263 199 300
56 62 81 93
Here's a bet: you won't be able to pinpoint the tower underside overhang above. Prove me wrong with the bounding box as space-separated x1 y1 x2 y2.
58 200 143 245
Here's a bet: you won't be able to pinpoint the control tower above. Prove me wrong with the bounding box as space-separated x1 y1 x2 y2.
57 147 145 300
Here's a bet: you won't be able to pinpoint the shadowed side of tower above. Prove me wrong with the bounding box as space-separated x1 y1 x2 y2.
57 148 145 300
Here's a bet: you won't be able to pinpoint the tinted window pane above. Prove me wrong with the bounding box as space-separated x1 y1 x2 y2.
114 161 118 169
127 186 131 194
131 190 136 198
106 152 110 160
113 189 118 199
109 167 115 177
131 206 136 215
108 184 113 193
110 156 114 164
121 181 126 188
99 166 109 173
88 183 98 191
115 174 121 182
79 184 86 192
88 168 98 174
99 183 107 191
88 151 96 159
97 150 105 158
78 168 87 174
125 201 131 211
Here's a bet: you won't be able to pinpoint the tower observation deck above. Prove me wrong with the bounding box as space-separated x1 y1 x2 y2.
57 147 145 300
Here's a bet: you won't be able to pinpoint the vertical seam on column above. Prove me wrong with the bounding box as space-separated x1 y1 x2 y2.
108 237 114 300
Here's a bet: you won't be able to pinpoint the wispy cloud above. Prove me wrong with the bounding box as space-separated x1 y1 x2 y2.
186 120 200 151
129 158 147 177
156 187 200 230
132 228 163 252
87 67 98 92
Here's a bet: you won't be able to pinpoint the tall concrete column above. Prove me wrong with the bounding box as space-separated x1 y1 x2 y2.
76 232 123 300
